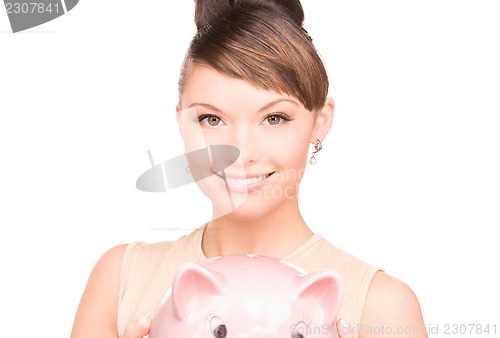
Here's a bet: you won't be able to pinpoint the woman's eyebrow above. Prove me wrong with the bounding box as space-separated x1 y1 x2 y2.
258 98 298 112
188 98 298 113
188 102 222 112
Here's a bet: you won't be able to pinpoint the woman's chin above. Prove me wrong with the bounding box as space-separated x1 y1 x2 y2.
211 193 294 223
212 206 269 222
196 173 299 221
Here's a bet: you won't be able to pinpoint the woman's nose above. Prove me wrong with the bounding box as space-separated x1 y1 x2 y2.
230 127 262 165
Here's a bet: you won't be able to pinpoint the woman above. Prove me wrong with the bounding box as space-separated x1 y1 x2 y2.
71 1 427 337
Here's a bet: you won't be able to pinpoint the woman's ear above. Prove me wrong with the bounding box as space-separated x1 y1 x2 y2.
176 104 184 139
311 97 335 143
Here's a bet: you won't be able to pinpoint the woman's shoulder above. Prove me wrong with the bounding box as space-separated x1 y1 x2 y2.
120 226 202 266
71 244 130 337
120 240 176 266
293 236 426 338
360 271 427 338
120 231 199 273
288 234 381 275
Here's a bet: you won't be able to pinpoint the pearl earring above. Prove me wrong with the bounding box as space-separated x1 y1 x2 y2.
309 139 322 165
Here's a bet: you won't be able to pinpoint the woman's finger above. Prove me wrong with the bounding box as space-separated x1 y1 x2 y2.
121 316 151 338
337 318 354 338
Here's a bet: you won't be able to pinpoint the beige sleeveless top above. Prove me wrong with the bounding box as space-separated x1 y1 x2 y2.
117 224 382 338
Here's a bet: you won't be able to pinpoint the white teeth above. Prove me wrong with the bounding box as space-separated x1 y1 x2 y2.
226 176 264 186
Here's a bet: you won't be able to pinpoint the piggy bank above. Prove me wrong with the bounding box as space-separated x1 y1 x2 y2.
150 254 343 338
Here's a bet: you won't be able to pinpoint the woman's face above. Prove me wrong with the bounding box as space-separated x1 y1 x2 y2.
177 64 329 221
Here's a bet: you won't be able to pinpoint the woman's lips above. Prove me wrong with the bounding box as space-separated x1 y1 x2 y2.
215 172 275 192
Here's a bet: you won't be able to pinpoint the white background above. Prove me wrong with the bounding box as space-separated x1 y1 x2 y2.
1 1 499 337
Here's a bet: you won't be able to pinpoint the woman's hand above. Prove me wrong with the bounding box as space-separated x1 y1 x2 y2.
121 316 151 338
337 318 354 338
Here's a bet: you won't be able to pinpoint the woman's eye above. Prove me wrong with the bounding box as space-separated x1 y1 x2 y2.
263 113 291 126
199 114 222 127
267 115 282 125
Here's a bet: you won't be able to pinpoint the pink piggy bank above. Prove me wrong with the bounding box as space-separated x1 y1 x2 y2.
149 254 343 338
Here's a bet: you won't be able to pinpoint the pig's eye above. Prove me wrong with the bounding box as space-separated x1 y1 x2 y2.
291 321 307 338
210 316 227 338
213 324 227 338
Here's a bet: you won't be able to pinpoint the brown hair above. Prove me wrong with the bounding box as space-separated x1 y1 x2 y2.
179 0 329 112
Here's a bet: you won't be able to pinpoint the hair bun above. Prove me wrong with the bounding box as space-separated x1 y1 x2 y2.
194 0 305 31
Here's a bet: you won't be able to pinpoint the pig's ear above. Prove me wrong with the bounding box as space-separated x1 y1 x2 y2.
172 264 226 321
294 270 343 321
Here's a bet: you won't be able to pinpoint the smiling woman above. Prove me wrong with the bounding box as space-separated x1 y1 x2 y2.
70 1 427 338
177 64 323 221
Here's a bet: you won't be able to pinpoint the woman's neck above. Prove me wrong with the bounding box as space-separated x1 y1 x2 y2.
201 198 314 258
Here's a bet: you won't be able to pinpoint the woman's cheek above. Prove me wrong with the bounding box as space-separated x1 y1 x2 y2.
277 132 310 159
